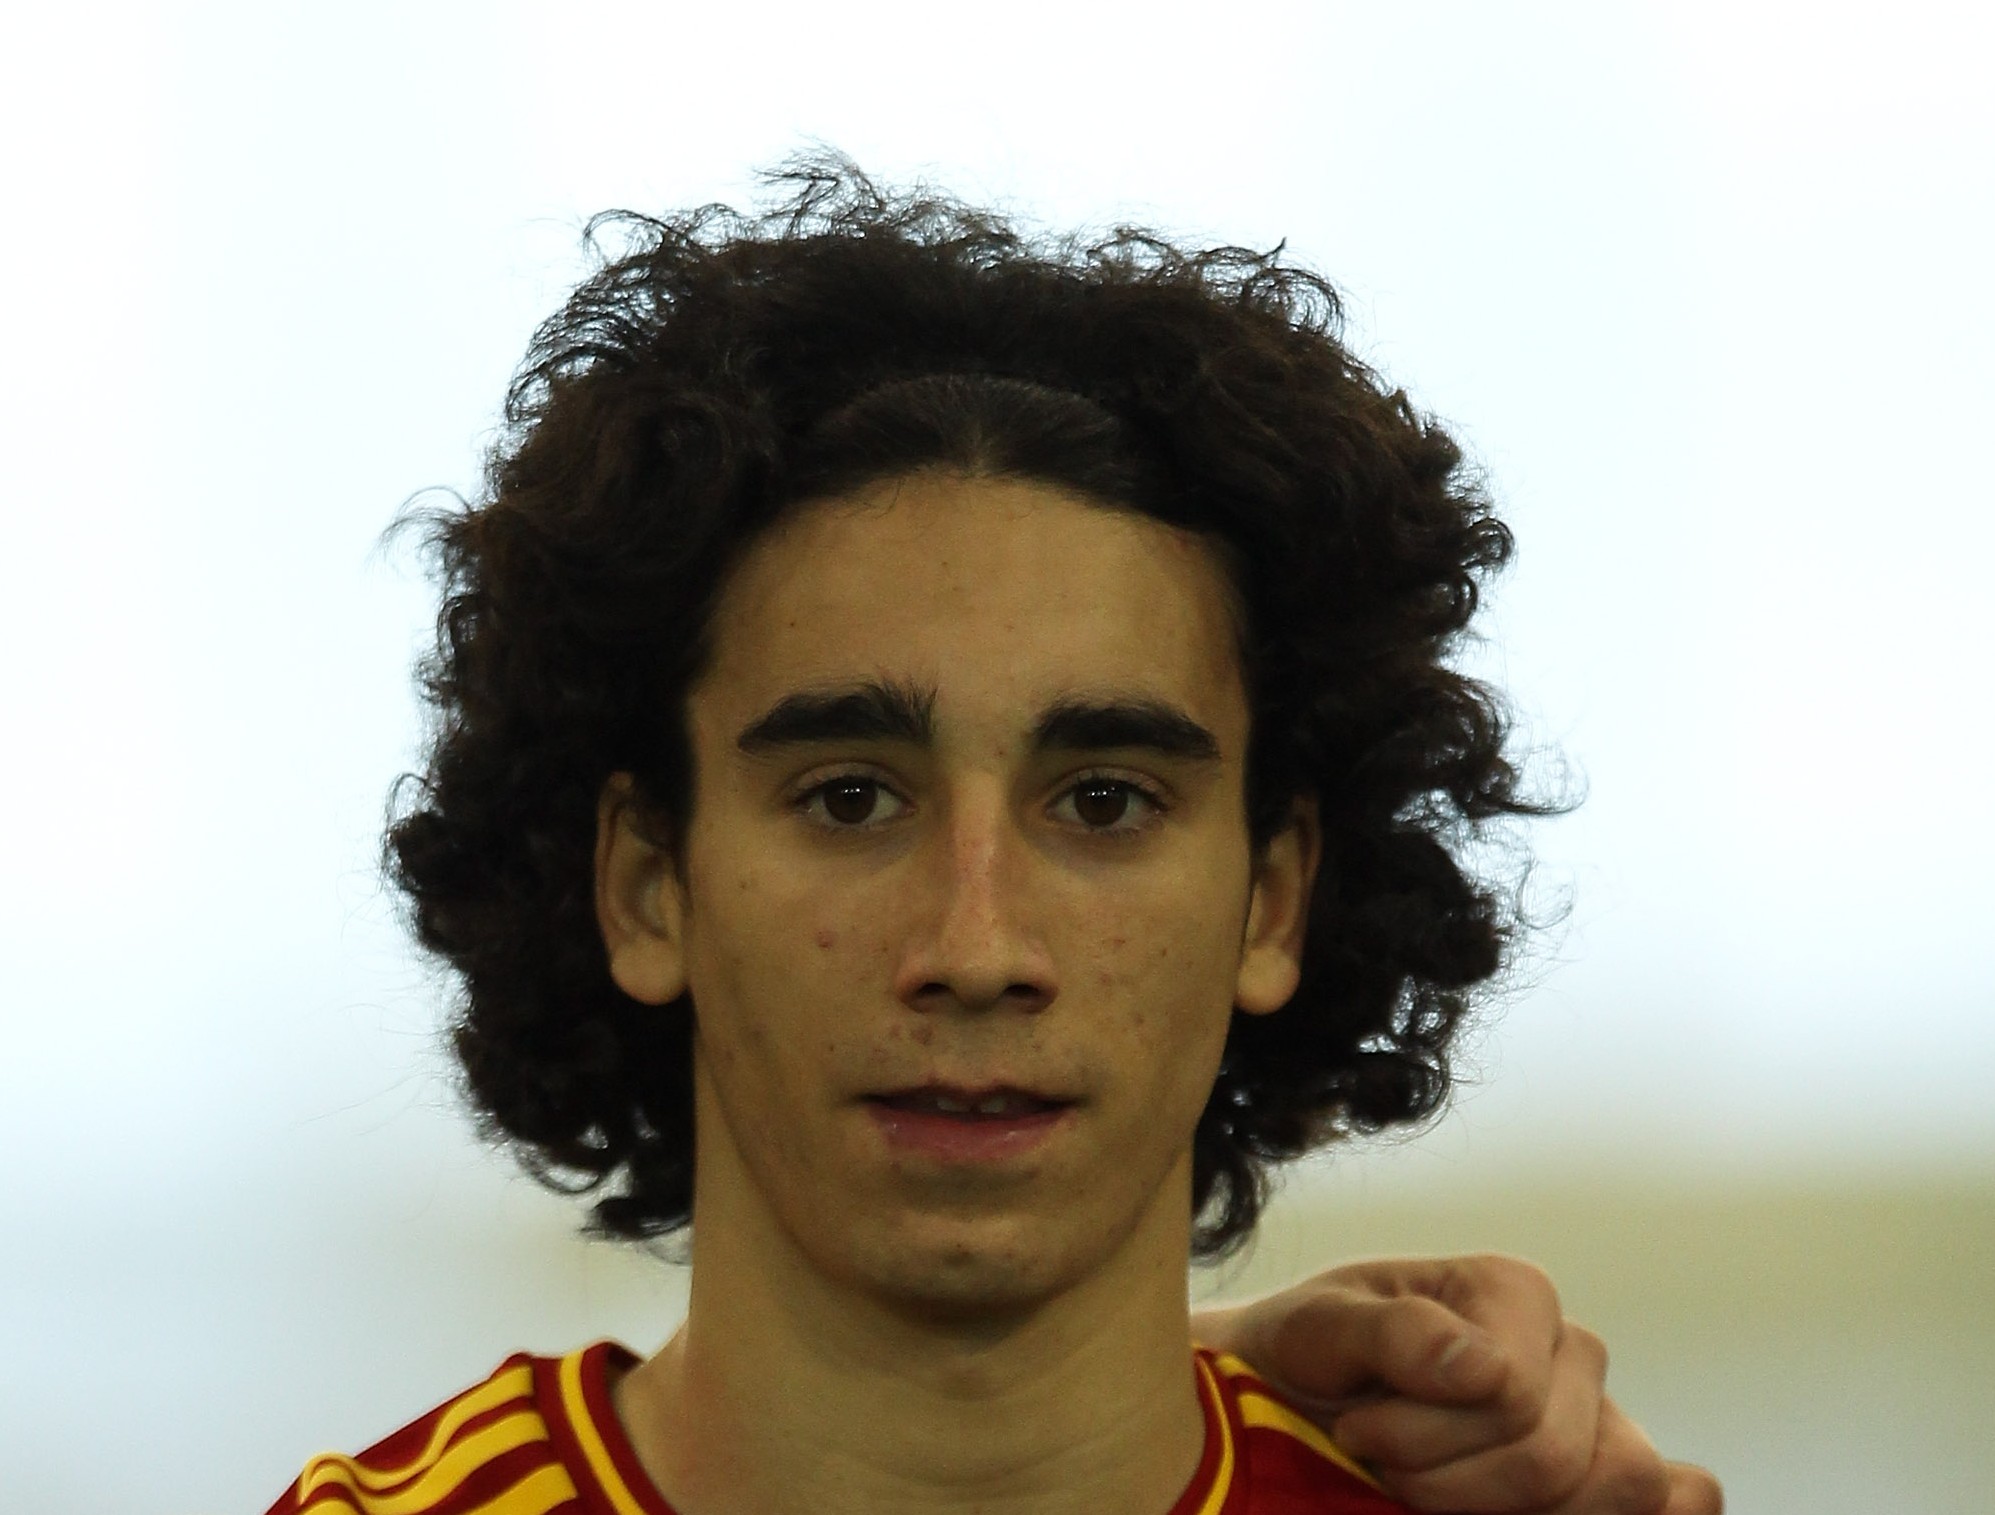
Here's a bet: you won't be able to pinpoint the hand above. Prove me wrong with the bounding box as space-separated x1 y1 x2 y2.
1190 1253 1722 1514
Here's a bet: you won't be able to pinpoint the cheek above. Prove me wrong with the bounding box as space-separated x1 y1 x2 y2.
685 857 816 1052
1079 895 1242 1076
1093 850 1253 1079
690 864 893 1072
1081 854 1248 989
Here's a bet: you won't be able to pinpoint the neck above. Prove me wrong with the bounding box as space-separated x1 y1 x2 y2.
612 1166 1207 1515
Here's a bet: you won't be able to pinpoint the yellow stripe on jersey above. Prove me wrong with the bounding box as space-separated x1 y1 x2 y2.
449 1463 577 1515
559 1346 655 1515
301 1366 538 1496
1187 1352 1235 1515
300 1409 557 1513
1234 1392 1386 1493
1204 1352 1386 1494
303 1463 579 1515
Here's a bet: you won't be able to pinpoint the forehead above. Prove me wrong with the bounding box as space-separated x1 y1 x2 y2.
693 472 1247 735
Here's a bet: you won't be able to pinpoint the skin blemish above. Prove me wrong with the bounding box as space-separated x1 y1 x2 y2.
815 928 837 950
912 1024 935 1047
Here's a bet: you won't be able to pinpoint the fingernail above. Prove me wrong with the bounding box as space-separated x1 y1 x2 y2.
1435 1330 1501 1388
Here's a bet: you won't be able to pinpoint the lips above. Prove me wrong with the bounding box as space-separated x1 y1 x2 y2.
866 1085 1072 1119
865 1084 1075 1162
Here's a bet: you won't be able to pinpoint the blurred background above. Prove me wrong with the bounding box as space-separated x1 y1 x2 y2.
2 2 1989 1510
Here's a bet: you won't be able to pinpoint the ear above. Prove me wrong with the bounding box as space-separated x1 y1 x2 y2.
1234 793 1321 1016
595 772 690 1006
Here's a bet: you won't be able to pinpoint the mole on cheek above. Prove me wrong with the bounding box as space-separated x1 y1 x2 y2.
815 928 837 950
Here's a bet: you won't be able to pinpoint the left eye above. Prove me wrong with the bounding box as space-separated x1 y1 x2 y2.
801 777 906 828
1055 779 1159 832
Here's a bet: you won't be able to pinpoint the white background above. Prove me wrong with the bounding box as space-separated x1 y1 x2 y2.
2 3 1990 1510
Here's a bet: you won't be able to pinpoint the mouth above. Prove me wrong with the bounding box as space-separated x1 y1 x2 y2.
864 1084 1074 1119
863 1084 1076 1161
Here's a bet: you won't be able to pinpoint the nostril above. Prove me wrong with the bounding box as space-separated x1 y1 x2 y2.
909 984 1052 1010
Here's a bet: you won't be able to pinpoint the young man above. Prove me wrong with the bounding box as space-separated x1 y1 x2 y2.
265 154 1718 1515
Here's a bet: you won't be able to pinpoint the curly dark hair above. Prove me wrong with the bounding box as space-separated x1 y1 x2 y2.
388 148 1559 1264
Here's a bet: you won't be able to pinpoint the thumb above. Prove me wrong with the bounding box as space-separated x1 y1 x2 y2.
1251 1288 1508 1410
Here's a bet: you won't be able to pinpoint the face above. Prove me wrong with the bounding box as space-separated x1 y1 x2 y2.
596 471 1316 1321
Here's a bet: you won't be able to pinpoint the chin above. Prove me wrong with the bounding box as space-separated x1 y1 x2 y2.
841 1213 1094 1327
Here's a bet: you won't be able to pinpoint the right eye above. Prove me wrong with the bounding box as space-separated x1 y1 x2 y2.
798 776 908 830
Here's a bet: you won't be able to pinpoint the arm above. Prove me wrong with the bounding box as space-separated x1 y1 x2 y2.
1191 1254 1722 1515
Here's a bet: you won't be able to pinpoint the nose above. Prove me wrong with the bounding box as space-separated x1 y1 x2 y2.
891 784 1057 1016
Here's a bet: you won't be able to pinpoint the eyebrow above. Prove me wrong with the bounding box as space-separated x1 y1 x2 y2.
737 679 937 753
734 679 1222 763
1031 694 1221 761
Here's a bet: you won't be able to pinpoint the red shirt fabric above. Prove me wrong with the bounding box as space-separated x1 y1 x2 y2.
265 1341 1413 1514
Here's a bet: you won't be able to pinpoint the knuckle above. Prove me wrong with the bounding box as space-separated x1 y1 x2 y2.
1484 1250 1558 1302
1492 1392 1542 1443
1583 1398 1670 1514
1438 1250 1562 1314
1599 1458 1674 1515
1566 1321 1610 1380
1502 1435 1588 1505
1485 1371 1545 1440
1670 1464 1725 1515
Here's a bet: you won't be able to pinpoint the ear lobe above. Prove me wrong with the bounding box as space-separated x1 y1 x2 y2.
595 773 690 1006
1235 795 1321 1017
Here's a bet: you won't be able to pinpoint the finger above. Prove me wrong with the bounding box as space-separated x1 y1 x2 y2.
1352 1328 1609 1509
1536 1400 1672 1515
1329 1252 1563 1335
1661 1463 1724 1515
1255 1287 1512 1409
1336 1318 1605 1476
1423 1255 1565 1421
1332 1254 1568 1435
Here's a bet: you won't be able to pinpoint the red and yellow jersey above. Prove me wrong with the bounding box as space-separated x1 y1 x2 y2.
265 1342 1411 1515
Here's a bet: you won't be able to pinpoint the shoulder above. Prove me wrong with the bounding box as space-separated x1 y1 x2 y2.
261 1341 643 1515
1197 1349 1417 1515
